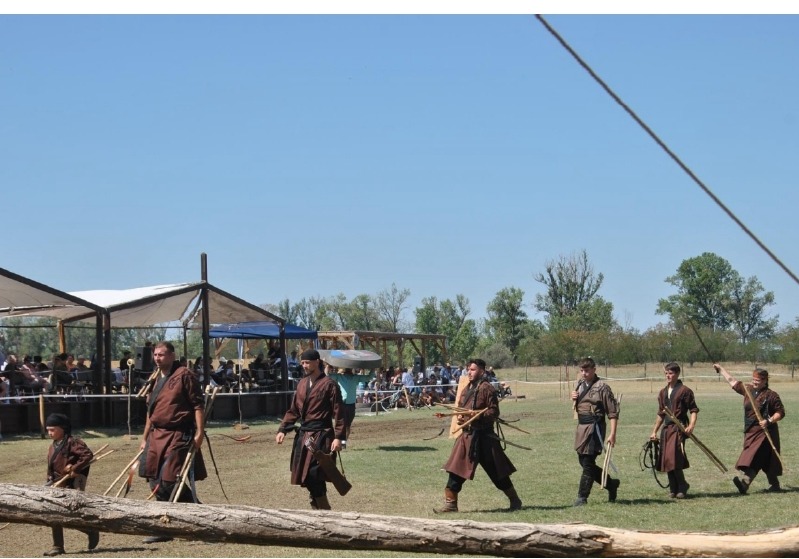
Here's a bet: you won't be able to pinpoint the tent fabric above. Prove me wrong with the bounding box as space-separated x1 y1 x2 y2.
0 275 284 328
209 321 317 340
0 267 101 314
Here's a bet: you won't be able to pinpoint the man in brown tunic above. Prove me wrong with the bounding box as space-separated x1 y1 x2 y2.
571 357 620 506
649 361 698 499
276 348 345 510
139 341 207 543
714 364 785 493
43 413 100 556
435 358 521 513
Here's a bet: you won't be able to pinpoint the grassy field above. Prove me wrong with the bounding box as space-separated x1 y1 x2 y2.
0 362 796 557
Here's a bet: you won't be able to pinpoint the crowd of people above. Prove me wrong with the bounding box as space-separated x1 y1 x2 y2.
0 351 93 399
2 339 788 555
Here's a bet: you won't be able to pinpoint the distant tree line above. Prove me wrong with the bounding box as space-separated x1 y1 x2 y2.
3 251 795 370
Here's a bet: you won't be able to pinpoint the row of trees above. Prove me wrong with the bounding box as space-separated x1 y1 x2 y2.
1 251 793 370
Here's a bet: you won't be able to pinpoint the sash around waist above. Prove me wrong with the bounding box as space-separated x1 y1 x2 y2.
578 414 600 425
300 420 333 431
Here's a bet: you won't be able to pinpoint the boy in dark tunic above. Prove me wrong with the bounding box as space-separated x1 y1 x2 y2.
276 348 345 510
138 341 207 543
570 357 620 506
435 358 521 513
649 362 698 499
43 413 100 557
714 364 785 493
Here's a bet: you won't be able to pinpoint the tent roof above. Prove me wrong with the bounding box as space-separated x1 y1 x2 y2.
0 266 102 315
0 274 283 328
209 321 317 340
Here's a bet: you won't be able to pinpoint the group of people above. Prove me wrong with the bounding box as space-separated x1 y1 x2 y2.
36 344 787 556
1 352 92 399
569 356 785 507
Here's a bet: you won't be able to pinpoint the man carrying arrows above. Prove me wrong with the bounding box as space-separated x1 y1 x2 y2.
139 341 207 543
276 348 346 510
649 362 698 499
435 358 521 513
571 357 620 506
714 364 785 494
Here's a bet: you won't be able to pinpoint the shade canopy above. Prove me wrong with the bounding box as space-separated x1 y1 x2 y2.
209 321 317 340
0 266 102 316
0 280 283 328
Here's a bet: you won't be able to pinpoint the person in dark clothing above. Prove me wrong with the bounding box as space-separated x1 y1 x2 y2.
714 363 785 494
275 348 345 510
570 357 620 506
138 341 207 544
649 362 698 499
435 358 521 513
43 413 100 556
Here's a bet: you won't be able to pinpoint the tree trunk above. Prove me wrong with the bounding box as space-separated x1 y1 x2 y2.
2 483 799 557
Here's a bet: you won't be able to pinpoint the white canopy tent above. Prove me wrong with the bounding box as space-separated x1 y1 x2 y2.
1 263 285 395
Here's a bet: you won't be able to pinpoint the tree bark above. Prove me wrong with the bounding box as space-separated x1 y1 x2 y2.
2 483 799 557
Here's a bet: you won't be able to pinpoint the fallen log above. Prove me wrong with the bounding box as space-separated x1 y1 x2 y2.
1 483 799 557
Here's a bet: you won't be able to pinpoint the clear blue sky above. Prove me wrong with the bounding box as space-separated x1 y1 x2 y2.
1 14 797 332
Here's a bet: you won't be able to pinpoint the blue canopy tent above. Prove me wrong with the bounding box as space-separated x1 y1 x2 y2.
209 321 317 340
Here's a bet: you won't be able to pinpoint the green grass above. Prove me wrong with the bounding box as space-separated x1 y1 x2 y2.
1 369 797 556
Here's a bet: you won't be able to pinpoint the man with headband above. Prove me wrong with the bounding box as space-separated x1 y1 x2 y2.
714 364 785 494
276 348 345 509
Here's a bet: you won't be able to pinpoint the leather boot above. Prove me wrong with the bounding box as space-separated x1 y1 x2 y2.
502 487 522 511
574 474 593 506
314 495 331 510
44 527 65 556
85 529 100 550
733 475 751 495
434 488 458 513
310 496 318 510
606 478 620 502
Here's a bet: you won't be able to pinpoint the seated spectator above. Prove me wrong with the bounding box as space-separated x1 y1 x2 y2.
19 355 47 393
34 355 49 373
287 350 300 376
65 354 77 373
249 353 266 373
74 357 90 372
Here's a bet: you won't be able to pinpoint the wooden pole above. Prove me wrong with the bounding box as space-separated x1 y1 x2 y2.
5 483 799 558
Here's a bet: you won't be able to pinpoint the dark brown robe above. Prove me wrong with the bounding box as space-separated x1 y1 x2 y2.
574 378 619 455
733 381 785 476
656 381 698 472
442 378 516 481
141 366 207 483
47 435 93 489
278 373 345 486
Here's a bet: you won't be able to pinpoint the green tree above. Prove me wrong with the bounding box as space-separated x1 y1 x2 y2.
656 252 737 331
374 283 411 333
727 275 778 344
414 295 478 365
534 250 616 331
485 287 528 356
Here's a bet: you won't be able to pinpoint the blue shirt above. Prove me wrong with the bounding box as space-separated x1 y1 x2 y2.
329 372 372 404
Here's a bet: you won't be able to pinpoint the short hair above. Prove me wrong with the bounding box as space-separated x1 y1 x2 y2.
753 368 769 379
578 357 596 369
155 341 175 353
468 358 486 370
664 361 681 375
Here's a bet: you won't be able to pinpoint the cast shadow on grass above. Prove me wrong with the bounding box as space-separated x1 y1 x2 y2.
377 445 438 452
474 504 571 513
76 546 149 555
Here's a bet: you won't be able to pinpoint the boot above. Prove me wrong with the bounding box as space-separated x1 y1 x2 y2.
675 470 689 499
310 496 318 510
667 471 678 498
44 527 65 556
766 473 782 492
86 529 100 550
574 474 593 506
314 495 331 510
606 478 620 502
434 488 458 513
502 487 522 511
733 475 750 495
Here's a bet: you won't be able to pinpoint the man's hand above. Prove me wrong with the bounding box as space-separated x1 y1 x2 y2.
330 439 342 453
275 431 285 444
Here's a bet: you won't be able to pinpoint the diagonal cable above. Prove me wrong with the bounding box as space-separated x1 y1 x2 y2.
535 14 799 287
